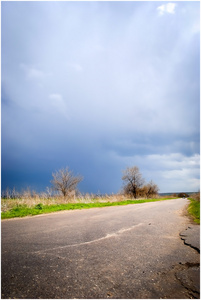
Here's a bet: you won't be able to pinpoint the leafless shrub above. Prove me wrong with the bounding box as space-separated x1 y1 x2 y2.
140 181 159 199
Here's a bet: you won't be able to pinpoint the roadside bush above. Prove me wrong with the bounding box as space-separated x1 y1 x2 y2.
35 203 43 210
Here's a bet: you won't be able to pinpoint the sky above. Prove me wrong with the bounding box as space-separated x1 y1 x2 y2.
1 1 200 194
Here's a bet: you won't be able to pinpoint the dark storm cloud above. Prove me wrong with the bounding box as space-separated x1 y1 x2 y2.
1 1 200 193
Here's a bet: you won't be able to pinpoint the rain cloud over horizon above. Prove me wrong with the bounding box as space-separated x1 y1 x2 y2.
2 1 200 194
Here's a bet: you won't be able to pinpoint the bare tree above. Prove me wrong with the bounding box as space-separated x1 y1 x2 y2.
51 167 83 197
122 166 145 199
142 180 159 198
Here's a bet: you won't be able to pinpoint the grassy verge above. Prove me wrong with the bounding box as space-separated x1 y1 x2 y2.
188 197 200 224
1 198 174 220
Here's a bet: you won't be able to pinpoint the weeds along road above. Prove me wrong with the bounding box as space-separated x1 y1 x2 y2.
1 198 200 299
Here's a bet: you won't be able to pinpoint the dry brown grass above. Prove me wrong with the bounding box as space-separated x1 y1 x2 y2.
1 189 171 213
1 192 136 212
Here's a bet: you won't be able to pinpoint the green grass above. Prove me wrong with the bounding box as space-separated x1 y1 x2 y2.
1 198 175 220
188 198 200 224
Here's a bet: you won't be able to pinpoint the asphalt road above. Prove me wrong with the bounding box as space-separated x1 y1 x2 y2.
1 198 200 299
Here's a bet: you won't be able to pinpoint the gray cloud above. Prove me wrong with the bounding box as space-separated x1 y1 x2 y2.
2 1 200 193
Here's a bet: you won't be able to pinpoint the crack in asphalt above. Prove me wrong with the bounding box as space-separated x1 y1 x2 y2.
180 237 200 254
179 226 200 255
32 223 143 254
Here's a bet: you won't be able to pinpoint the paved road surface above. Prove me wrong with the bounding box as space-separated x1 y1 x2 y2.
1 198 200 299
